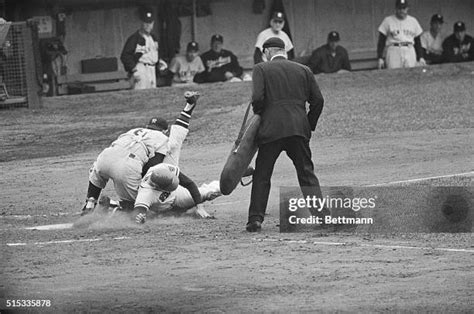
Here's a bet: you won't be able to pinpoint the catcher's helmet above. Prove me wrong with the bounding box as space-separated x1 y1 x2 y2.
146 117 168 131
149 163 180 192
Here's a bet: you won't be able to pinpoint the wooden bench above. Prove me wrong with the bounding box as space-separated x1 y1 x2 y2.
0 83 27 108
349 50 378 71
57 71 131 95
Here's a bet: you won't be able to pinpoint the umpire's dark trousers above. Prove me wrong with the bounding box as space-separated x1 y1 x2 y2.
248 135 323 223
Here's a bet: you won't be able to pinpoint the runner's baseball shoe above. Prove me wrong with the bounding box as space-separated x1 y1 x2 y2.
80 197 97 216
184 91 200 105
195 204 215 219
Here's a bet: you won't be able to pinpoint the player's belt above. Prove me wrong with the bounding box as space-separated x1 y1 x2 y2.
391 42 412 47
141 62 156 66
128 153 136 159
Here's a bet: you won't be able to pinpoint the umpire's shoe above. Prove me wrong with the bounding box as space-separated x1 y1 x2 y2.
246 220 262 232
184 91 200 105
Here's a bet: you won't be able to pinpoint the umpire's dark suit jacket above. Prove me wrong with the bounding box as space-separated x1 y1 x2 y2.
251 56 324 144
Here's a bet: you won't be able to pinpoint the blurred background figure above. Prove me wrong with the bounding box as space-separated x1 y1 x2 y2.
121 9 167 90
308 31 351 74
195 34 243 83
420 14 445 64
168 41 205 86
377 0 425 69
254 11 294 64
442 21 474 63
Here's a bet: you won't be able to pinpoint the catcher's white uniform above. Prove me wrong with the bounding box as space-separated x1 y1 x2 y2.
88 128 168 202
378 15 423 68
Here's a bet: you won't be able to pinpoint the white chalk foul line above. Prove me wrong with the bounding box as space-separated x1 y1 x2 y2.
363 243 474 253
25 223 74 230
253 238 474 253
367 171 474 187
210 200 245 206
6 236 131 247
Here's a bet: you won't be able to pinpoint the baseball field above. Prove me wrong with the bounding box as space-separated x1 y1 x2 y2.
1 62 473 312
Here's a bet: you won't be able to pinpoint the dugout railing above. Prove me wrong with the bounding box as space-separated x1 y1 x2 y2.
0 21 42 109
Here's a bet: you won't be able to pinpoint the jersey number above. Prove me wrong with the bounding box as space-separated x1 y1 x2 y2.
159 192 170 202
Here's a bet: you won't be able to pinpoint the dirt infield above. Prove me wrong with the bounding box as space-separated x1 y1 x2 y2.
1 62 473 312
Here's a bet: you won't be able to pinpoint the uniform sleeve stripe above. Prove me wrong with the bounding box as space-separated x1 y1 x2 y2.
180 111 191 119
134 203 150 211
175 119 189 127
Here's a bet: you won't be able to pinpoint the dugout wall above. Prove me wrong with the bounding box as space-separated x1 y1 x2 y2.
0 21 42 109
9 0 473 77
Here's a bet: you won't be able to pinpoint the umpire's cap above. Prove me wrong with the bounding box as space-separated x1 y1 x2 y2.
262 37 285 49
146 117 168 131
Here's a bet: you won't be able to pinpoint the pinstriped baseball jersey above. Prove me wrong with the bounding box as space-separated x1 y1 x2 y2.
378 15 423 45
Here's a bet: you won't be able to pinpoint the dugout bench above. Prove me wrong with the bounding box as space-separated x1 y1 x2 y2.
57 70 131 95
0 83 27 108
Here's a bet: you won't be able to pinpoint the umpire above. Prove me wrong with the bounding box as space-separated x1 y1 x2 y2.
246 37 325 232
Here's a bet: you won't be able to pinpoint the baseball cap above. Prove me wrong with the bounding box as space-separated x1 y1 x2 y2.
395 0 408 8
211 34 223 43
146 117 168 131
327 31 340 42
141 11 154 23
454 21 466 32
262 37 285 49
430 14 444 24
271 11 285 22
187 41 199 52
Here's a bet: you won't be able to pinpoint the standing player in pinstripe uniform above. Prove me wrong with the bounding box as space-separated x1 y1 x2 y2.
120 9 167 90
377 0 426 69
